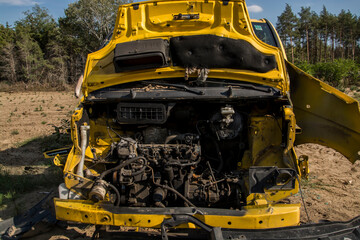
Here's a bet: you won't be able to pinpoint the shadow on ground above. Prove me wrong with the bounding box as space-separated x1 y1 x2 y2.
0 133 71 219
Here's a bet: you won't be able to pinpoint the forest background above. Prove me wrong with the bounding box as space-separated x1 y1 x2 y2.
0 0 359 94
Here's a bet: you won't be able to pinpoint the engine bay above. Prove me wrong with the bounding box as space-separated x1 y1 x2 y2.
70 97 297 209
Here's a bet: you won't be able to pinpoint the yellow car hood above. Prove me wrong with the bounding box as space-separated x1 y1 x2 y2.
81 0 288 96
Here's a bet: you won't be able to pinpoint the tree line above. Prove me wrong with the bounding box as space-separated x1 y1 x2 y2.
276 4 360 87
277 4 360 64
0 1 358 89
0 0 130 89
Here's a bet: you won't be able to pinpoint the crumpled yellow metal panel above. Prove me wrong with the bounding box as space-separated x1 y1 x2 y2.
287 61 360 163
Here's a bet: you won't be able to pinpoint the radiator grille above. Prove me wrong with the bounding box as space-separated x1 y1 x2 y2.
116 103 167 124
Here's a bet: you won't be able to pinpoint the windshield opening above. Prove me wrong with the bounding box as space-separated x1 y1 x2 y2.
252 22 277 47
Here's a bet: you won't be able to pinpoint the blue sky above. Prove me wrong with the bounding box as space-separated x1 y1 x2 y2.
0 0 75 26
247 0 360 24
0 0 359 27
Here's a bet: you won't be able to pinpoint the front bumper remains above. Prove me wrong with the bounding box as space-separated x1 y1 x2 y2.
54 198 360 239
54 198 300 229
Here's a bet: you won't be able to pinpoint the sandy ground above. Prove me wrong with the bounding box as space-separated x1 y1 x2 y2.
0 91 359 239
290 144 360 223
0 92 78 219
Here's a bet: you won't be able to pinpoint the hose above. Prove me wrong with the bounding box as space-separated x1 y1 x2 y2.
107 182 121 206
99 156 147 179
130 164 147 176
106 120 124 140
149 167 196 208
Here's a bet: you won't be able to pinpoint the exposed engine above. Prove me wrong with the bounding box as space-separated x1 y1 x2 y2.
85 102 251 208
78 99 296 209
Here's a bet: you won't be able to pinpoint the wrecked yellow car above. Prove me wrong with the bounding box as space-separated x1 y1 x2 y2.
53 0 360 238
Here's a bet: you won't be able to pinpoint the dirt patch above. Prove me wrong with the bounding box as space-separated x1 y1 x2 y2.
0 91 78 219
0 91 359 238
0 91 77 151
290 144 360 223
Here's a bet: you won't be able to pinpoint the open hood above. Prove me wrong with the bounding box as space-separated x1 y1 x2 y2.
81 0 288 96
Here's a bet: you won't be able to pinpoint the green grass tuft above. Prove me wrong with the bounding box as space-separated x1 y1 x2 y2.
11 130 19 135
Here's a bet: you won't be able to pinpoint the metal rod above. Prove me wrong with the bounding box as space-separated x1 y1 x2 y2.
77 124 90 177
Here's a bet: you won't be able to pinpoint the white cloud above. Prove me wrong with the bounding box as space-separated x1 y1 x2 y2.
247 4 263 13
0 0 39 6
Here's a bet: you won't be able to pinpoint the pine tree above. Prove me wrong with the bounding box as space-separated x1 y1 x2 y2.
309 12 319 63
276 4 298 63
328 14 337 61
319 6 330 62
298 7 312 62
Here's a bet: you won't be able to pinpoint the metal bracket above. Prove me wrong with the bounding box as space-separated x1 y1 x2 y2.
161 214 224 240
